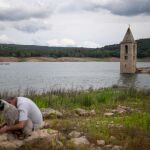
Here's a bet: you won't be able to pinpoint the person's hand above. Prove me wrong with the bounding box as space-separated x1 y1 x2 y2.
0 126 8 134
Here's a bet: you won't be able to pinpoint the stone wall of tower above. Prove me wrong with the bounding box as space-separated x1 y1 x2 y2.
120 42 137 73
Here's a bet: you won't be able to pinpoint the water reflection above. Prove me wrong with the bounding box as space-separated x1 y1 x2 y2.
118 74 138 88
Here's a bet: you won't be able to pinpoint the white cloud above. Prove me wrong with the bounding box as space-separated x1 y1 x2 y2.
0 1 10 9
46 38 99 48
47 38 76 47
0 34 13 43
80 41 99 48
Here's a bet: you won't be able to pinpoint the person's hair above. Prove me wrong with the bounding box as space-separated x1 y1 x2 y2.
6 97 16 102
0 100 4 111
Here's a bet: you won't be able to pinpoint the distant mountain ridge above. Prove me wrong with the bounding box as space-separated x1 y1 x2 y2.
0 38 150 58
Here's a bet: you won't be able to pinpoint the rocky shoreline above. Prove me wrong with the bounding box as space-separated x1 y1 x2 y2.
0 105 148 150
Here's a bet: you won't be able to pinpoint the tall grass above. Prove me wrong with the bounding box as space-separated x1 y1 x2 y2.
0 87 149 111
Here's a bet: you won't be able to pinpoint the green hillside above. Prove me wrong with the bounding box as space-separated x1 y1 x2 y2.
0 38 149 58
101 38 150 58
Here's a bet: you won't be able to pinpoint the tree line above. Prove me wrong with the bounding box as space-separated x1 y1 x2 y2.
0 38 149 58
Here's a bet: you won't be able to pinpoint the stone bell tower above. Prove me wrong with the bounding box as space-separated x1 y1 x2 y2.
120 27 137 73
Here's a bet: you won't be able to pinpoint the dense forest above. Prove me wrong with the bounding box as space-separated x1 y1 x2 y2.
0 38 149 58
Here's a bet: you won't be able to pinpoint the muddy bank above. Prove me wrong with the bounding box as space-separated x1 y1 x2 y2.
0 57 150 62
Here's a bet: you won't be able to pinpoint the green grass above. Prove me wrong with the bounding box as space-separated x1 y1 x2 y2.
25 88 150 113
0 87 150 150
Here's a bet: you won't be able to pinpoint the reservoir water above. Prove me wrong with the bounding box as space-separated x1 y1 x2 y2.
0 62 149 92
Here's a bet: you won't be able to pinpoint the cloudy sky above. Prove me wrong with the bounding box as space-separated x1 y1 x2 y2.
0 0 150 48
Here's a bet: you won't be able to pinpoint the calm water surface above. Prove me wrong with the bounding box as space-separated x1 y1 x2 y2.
0 62 149 92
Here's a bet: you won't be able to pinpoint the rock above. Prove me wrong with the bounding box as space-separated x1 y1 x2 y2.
104 112 114 117
118 110 126 114
111 145 122 150
117 105 133 114
89 144 96 150
109 136 117 142
90 109 96 116
103 144 113 150
75 108 89 116
7 133 17 141
108 105 134 115
22 129 59 150
111 109 118 113
0 129 59 150
97 140 105 146
42 121 50 129
89 144 102 150
108 124 124 129
41 108 63 118
69 131 81 138
55 140 64 149
117 106 127 114
75 108 96 116
71 136 90 147
0 133 7 142
0 140 23 150
95 147 102 150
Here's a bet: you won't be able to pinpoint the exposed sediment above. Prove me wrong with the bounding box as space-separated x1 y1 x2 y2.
136 67 150 73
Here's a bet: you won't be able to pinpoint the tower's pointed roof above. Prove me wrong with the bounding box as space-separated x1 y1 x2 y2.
122 27 135 43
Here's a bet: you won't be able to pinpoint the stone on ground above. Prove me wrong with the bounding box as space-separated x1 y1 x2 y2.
108 124 124 129
0 133 7 142
90 109 96 116
41 108 63 118
97 140 105 146
70 136 90 147
75 108 96 116
111 145 122 150
0 129 59 150
110 105 134 115
69 131 81 138
103 144 113 150
104 112 114 117
89 144 102 150
109 136 117 142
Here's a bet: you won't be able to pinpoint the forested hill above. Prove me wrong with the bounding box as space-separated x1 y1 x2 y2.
0 38 149 58
100 38 150 58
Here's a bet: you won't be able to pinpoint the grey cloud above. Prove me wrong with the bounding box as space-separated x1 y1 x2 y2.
0 0 54 32
0 7 52 21
0 0 57 21
57 0 150 16
0 23 6 30
102 0 150 16
14 21 50 33
0 19 51 33
0 0 150 22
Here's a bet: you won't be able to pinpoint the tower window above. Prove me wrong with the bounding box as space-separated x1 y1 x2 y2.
125 45 128 54
125 56 128 60
133 45 135 55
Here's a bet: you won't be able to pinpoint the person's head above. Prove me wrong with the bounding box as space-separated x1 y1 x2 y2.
0 99 5 111
6 97 17 106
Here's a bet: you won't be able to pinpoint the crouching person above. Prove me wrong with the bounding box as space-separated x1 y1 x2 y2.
0 97 43 139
